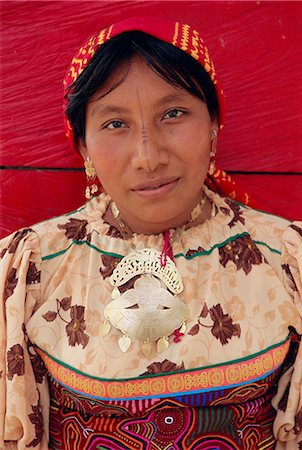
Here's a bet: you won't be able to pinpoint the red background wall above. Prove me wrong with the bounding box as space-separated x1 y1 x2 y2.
1 1 302 238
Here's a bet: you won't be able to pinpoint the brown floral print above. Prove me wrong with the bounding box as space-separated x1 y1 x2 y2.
32 355 47 384
140 359 185 376
7 343 25 380
106 225 124 239
4 267 18 302
282 264 298 292
219 235 264 274
27 344 47 384
57 218 88 240
0 228 32 258
26 261 41 285
188 303 241 345
99 254 120 279
60 296 72 311
290 223 302 238
210 304 241 344
223 198 245 228
43 297 89 348
26 404 43 447
43 310 57 322
185 246 206 258
66 306 89 348
219 206 231 217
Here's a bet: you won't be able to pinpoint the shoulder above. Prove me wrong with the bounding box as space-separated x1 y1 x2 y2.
209 193 295 278
281 221 302 282
221 196 291 253
235 203 301 262
0 194 111 260
0 227 40 263
207 188 291 250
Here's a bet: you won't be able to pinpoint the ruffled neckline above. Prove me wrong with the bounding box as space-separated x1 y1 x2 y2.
83 187 247 257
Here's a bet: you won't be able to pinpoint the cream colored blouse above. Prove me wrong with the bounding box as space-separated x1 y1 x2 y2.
0 188 301 449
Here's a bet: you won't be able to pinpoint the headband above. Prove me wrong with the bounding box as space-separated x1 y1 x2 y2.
63 16 224 154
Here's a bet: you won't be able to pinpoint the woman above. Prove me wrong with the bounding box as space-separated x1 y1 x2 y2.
0 16 301 450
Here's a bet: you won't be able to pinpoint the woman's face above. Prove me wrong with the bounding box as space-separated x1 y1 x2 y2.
80 56 217 234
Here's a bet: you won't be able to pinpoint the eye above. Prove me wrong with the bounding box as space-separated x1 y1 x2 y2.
105 120 126 129
163 109 184 120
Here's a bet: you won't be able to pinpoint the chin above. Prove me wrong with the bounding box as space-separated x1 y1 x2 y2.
138 209 187 232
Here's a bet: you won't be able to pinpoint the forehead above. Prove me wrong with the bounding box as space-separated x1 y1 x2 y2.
88 56 197 109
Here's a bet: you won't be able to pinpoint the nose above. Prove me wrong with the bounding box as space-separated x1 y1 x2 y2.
131 128 169 173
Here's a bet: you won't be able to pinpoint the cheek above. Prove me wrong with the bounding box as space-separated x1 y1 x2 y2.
183 135 211 165
86 136 122 170
91 149 127 194
94 156 117 182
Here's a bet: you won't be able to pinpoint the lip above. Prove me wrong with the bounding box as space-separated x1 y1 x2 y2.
132 177 180 197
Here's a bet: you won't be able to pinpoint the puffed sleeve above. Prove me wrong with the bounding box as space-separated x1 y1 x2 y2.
272 222 302 449
0 229 49 450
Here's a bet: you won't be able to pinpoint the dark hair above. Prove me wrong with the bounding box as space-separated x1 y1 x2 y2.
65 30 219 145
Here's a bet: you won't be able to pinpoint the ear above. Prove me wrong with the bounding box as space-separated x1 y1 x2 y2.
78 138 88 160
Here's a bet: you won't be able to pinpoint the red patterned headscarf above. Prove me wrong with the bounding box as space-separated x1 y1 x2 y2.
64 16 253 207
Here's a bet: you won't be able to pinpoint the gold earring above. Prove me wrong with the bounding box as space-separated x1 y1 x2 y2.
211 129 217 141
84 158 99 199
209 129 217 176
209 151 216 175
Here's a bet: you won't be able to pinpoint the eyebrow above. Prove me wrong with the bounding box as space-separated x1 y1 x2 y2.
90 104 130 117
153 92 191 107
89 91 192 117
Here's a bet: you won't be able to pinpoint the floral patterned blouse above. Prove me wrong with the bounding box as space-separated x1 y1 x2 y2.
0 188 302 450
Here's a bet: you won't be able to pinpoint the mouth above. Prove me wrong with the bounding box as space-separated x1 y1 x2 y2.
132 178 180 197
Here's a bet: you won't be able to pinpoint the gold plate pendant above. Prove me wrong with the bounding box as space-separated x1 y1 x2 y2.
104 275 189 354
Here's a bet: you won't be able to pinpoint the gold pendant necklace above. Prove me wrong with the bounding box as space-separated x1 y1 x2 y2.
100 192 210 357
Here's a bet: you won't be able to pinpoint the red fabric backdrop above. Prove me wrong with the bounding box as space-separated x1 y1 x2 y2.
1 1 302 238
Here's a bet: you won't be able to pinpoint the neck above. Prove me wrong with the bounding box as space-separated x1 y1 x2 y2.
105 196 213 237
